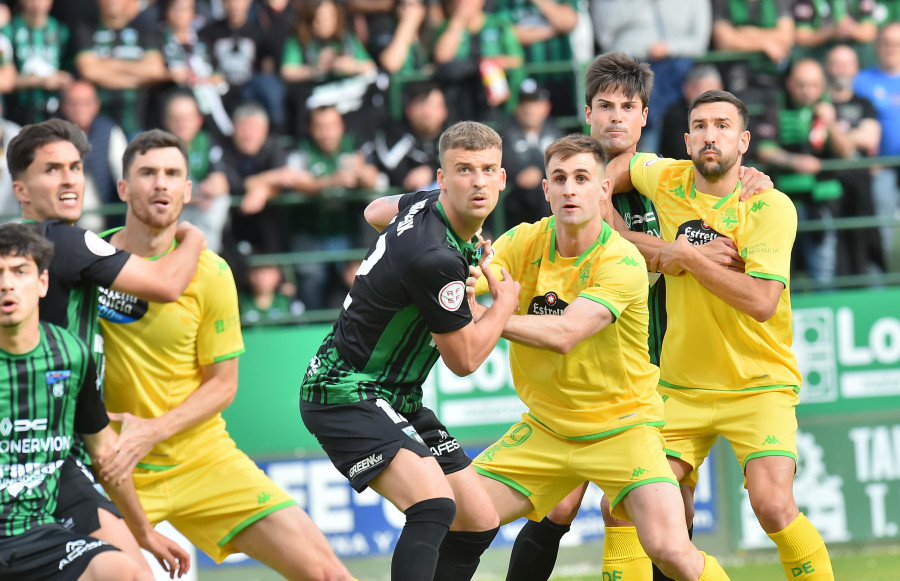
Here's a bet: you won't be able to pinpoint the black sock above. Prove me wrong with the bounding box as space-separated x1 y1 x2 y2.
652 525 693 581
433 527 500 581
392 498 456 581
505 517 571 581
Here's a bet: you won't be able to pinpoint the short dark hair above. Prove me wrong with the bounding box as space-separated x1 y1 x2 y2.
544 134 605 171
162 87 200 118
0 222 54 272
688 90 750 131
405 82 443 108
584 52 654 109
438 121 502 166
6 119 91 180
122 129 190 178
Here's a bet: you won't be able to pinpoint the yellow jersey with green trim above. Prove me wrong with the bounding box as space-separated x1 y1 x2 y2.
480 216 663 439
629 153 802 392
99 249 246 467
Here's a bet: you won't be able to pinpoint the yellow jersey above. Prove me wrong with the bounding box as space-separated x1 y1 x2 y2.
629 153 802 392
480 217 663 439
100 249 245 467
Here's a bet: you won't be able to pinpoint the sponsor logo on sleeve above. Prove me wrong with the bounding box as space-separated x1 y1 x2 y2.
439 281 465 311
83 231 117 257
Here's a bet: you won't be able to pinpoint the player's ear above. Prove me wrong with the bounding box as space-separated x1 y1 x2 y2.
739 130 751 155
584 104 592 126
183 180 193 205
116 179 129 202
542 178 550 201
38 268 49 298
683 132 692 157
12 180 29 204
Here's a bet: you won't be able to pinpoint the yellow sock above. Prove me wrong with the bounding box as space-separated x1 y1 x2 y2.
602 526 652 581
698 551 731 581
767 513 834 580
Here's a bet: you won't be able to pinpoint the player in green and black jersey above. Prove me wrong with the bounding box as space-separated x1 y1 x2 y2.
301 122 521 581
0 222 188 581
7 119 206 571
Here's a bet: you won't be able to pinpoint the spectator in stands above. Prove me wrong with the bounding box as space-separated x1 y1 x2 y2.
249 0 299 62
0 29 15 96
658 63 724 159
793 0 878 67
824 43 886 277
221 102 289 255
0 100 20 220
73 0 168 138
756 59 847 284
370 0 435 74
497 77 563 229
239 259 305 325
711 0 794 104
496 0 578 116
280 0 377 139
433 0 524 123
162 89 231 253
3 0 72 125
281 104 380 310
200 0 284 131
854 22 900 269
592 0 711 152
367 81 446 192
60 80 127 233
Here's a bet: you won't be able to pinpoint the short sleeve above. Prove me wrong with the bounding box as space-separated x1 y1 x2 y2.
404 248 472 335
741 192 796 287
45 223 131 287
74 355 110 435
282 36 303 66
629 152 666 203
578 242 648 321
196 252 245 365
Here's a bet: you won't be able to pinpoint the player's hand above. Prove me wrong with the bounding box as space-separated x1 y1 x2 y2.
137 527 192 579
650 236 693 276
737 166 773 201
99 412 164 485
466 265 488 319
696 236 745 272
483 263 520 315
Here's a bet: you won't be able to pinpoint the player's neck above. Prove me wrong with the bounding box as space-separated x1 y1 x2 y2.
693 168 740 198
23 13 49 28
0 319 40 355
113 217 177 258
555 218 603 258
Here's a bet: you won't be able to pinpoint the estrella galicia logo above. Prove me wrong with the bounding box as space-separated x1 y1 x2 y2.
677 219 724 246
98 286 149 324
46 370 71 398
529 292 568 315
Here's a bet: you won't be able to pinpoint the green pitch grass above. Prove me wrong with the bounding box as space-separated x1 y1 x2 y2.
199 541 900 580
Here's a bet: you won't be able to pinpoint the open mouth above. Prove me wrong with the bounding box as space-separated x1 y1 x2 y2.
59 192 79 205
151 198 172 208
0 297 16 314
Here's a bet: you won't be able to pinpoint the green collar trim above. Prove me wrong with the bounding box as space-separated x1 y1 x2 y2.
99 226 176 261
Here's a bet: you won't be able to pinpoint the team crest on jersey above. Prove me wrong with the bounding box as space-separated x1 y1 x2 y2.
677 219 724 246
46 370 71 398
83 231 117 257
529 292 568 315
98 287 149 324
439 281 465 311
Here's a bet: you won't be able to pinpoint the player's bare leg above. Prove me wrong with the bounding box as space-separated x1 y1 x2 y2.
229 505 353 581
78 551 154 581
746 456 833 580
89 508 152 573
506 483 586 581
435 465 501 581
369 449 457 581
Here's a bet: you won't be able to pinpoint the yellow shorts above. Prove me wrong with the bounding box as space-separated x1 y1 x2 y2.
659 386 800 487
133 438 295 563
473 414 677 521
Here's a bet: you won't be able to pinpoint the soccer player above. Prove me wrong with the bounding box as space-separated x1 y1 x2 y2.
0 222 189 580
95 129 354 581
604 89 834 580
300 121 521 581
7 118 207 571
507 52 765 581
469 134 730 581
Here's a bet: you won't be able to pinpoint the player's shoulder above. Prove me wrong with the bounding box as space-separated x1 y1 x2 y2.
499 216 553 245
744 188 796 219
39 321 89 355
601 226 646 273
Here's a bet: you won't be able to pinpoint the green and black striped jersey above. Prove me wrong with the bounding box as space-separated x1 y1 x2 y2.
301 189 478 414
613 189 667 365
0 322 108 537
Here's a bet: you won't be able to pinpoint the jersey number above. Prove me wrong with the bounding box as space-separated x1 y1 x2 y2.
344 234 387 310
375 398 407 424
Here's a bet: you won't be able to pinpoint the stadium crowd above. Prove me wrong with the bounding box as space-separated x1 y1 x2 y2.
0 0 896 313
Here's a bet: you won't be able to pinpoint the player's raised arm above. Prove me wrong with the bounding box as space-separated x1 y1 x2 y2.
364 193 405 231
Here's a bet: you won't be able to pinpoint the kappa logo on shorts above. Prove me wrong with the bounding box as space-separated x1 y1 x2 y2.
438 281 465 311
58 539 109 570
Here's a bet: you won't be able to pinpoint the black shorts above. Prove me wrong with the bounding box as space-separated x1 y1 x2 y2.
300 398 471 492
53 457 123 533
0 524 119 581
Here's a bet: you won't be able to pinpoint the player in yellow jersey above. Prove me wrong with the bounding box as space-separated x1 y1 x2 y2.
604 90 834 581
469 134 731 581
94 129 354 580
